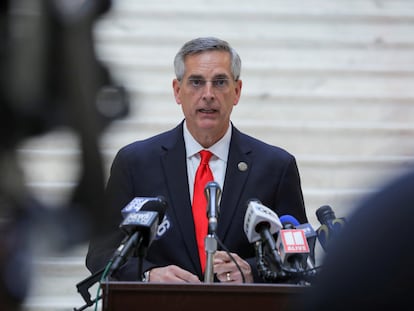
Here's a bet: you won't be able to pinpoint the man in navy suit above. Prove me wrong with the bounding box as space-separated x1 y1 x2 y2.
86 37 308 283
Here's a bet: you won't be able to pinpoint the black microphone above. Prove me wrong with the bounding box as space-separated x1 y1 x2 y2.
121 196 167 223
316 205 346 252
204 181 221 234
108 210 159 277
296 222 317 266
108 197 168 276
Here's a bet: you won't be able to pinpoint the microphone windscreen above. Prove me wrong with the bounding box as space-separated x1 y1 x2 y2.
316 205 336 225
121 196 168 223
280 214 300 228
243 199 282 243
141 196 168 223
315 204 346 252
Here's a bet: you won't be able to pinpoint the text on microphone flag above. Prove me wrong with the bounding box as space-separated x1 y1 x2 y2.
121 197 152 217
122 211 159 228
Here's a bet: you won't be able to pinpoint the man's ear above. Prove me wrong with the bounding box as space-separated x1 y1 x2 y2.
233 79 242 106
173 79 181 105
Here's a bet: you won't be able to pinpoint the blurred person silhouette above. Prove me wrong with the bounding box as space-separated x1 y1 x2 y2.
0 0 126 310
293 168 414 310
85 37 308 284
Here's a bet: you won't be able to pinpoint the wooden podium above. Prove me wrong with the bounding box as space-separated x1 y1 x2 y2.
101 281 307 311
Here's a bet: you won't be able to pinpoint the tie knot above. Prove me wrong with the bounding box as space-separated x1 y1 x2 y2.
199 150 213 164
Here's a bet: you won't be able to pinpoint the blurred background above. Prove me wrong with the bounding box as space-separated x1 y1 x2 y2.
1 0 413 310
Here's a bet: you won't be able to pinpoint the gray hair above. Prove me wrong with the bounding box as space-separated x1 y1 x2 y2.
174 37 241 81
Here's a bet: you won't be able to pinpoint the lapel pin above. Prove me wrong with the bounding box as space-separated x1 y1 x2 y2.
238 161 248 172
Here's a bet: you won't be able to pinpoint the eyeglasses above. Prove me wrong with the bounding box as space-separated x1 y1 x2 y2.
186 78 233 91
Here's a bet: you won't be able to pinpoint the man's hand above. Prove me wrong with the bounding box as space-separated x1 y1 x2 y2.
148 265 201 283
213 251 253 283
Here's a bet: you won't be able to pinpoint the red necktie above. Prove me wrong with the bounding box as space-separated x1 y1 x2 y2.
192 150 214 272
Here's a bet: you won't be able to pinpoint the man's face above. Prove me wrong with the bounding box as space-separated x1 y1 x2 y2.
173 50 242 141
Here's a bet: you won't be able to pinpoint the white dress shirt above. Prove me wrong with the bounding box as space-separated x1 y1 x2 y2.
183 120 231 203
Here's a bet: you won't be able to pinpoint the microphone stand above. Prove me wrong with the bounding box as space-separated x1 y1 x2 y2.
203 181 221 283
73 268 104 311
204 232 217 283
74 232 147 311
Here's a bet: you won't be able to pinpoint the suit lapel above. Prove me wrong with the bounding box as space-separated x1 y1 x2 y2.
160 123 201 273
217 127 252 241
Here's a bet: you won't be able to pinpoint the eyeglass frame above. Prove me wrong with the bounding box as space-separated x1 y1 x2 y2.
178 74 238 92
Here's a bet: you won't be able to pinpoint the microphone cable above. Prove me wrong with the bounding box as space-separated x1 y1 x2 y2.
255 241 322 284
213 232 246 283
255 241 285 282
91 260 112 311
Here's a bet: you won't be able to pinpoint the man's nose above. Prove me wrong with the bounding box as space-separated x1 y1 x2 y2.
202 81 215 101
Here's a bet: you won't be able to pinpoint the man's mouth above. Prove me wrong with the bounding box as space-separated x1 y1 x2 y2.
199 108 216 113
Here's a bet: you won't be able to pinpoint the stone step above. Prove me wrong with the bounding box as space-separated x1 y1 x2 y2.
104 65 414 100
23 296 93 311
18 144 413 189
96 43 414 74
18 119 414 156
22 245 94 311
113 91 414 124
100 119 414 157
108 0 414 18
95 4 414 48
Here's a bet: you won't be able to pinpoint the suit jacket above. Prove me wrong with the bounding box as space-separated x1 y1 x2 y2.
86 121 307 282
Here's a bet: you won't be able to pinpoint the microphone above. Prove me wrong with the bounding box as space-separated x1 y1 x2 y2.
204 181 221 234
108 197 168 276
244 199 283 266
121 196 167 222
203 181 221 283
279 215 300 228
280 214 317 270
120 210 159 247
296 222 317 266
244 199 283 243
316 205 346 252
276 227 310 270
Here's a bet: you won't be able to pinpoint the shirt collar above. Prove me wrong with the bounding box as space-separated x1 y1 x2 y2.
183 120 231 161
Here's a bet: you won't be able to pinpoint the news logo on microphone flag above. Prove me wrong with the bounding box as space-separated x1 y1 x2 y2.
278 229 310 253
